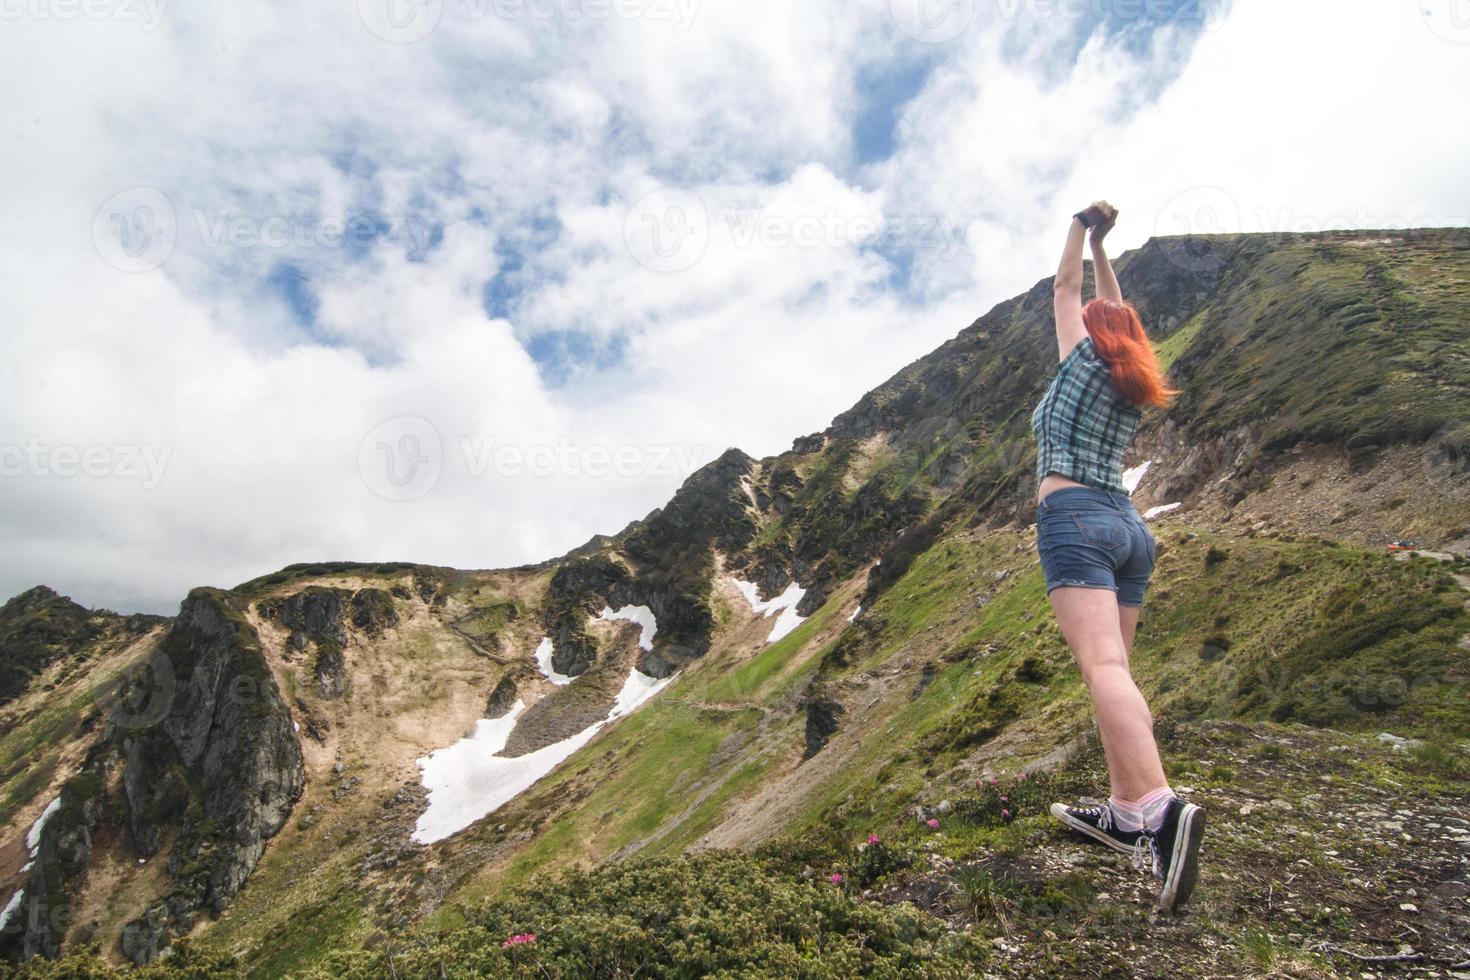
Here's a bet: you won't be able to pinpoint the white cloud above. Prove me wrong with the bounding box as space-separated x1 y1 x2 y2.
0 0 1465 613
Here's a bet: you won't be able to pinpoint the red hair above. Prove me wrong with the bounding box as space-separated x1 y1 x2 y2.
1082 298 1178 409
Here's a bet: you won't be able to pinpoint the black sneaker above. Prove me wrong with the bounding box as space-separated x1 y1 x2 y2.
1143 798 1206 913
1049 799 1145 854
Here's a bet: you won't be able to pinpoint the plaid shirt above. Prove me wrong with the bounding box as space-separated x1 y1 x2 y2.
1030 336 1141 493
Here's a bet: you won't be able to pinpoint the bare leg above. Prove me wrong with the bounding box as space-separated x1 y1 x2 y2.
1049 587 1167 801
1119 603 1141 660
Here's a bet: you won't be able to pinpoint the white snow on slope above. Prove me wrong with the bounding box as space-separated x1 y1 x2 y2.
598 605 658 651
412 666 673 845
848 605 861 623
1122 460 1152 493
732 579 807 644
0 889 23 934
533 637 573 686
1144 502 1182 519
26 797 61 854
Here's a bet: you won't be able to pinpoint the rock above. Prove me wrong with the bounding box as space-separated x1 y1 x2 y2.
19 761 105 960
117 589 305 962
349 588 399 636
257 586 352 650
120 904 170 965
485 670 522 719
801 686 845 759
315 639 345 700
1375 732 1423 751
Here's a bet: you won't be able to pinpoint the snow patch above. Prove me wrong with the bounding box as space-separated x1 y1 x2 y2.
598 605 658 651
412 666 674 845
1121 460 1152 494
848 605 861 623
533 637 573 686
0 889 23 934
1144 502 1182 519
732 579 807 644
26 797 61 855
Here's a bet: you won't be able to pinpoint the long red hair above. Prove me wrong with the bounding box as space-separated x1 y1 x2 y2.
1082 298 1178 409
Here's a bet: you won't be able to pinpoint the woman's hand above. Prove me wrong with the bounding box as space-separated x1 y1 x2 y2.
1085 200 1118 243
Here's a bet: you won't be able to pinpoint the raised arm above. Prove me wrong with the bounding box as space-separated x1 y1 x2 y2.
1053 211 1091 362
1089 204 1122 303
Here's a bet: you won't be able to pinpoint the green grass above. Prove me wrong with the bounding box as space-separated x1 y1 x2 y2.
1153 308 1207 372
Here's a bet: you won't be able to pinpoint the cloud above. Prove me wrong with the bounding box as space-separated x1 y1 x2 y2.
0 0 1464 613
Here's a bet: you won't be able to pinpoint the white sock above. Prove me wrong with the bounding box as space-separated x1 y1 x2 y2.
1108 795 1145 832
1138 786 1177 833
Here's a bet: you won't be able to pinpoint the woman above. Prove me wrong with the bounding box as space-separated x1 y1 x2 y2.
1034 201 1204 914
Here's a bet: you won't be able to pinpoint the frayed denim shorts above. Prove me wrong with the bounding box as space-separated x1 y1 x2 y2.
1035 486 1158 607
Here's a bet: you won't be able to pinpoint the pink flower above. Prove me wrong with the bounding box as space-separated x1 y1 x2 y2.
501 933 536 948
988 776 998 785
926 817 940 829
1000 795 1008 803
830 872 844 884
1017 772 1029 781
866 833 881 845
1002 808 1011 818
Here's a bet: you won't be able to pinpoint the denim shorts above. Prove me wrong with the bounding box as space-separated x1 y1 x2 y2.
1035 486 1158 607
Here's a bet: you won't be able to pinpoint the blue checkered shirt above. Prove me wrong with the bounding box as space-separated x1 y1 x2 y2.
1030 337 1141 493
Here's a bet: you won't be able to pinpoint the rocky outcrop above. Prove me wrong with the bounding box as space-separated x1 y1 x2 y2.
485 665 533 719
257 586 351 653
0 586 164 707
116 588 304 964
256 585 400 700
13 761 107 961
350 588 399 635
801 686 845 760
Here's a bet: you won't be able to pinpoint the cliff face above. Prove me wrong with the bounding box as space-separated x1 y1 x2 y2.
116 589 304 962
1 589 305 966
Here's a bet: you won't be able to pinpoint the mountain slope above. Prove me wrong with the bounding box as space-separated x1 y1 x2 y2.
2 228 1469 976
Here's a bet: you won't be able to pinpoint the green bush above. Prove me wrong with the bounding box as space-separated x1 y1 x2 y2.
295 853 988 979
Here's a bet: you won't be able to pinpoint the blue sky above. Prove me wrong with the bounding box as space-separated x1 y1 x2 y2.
1 0 1467 612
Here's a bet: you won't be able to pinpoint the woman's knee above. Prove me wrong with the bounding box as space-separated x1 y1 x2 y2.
1074 644 1130 687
